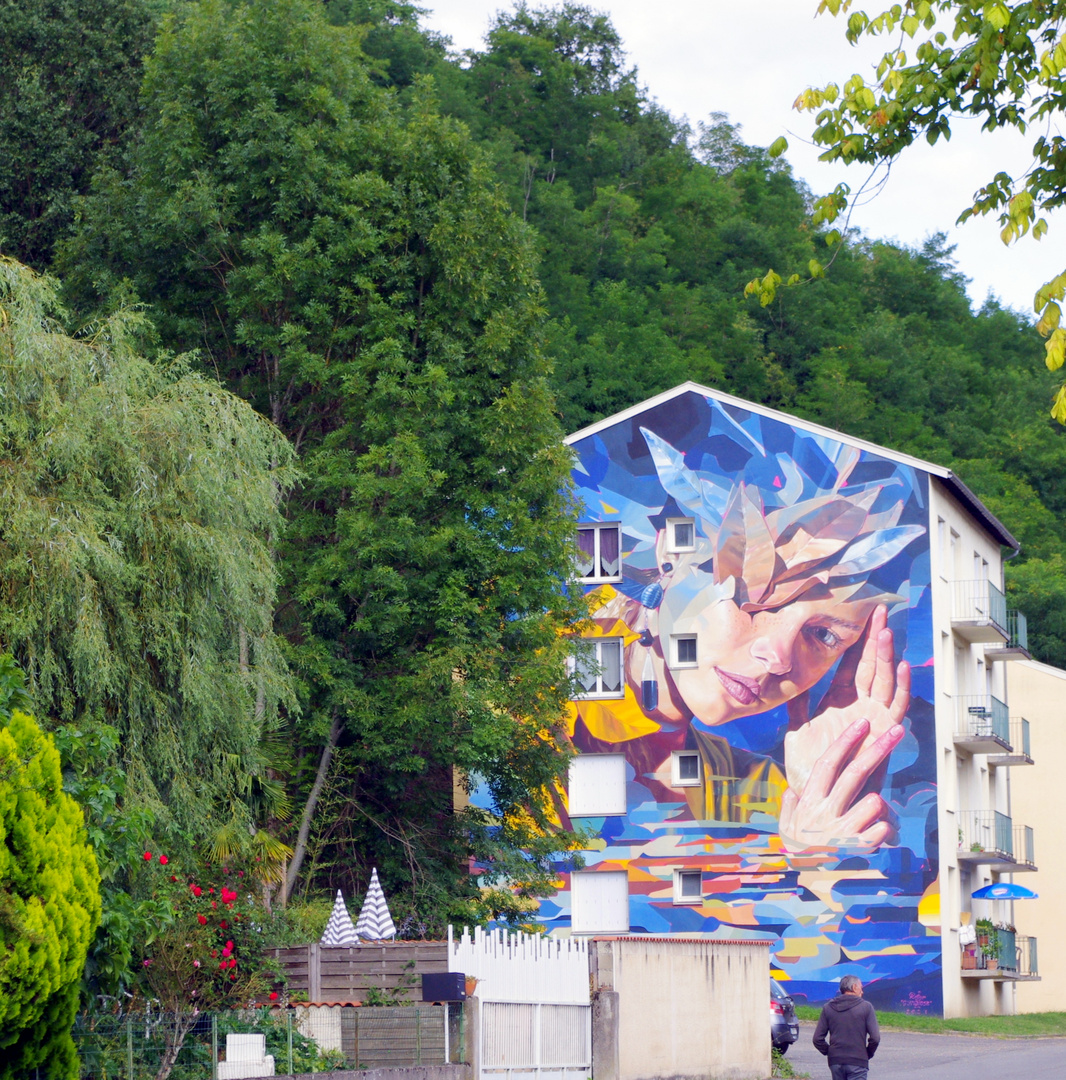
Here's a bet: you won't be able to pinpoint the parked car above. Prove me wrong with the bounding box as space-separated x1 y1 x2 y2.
771 978 799 1053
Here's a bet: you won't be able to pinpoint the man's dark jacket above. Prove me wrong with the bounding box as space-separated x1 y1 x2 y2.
813 993 880 1067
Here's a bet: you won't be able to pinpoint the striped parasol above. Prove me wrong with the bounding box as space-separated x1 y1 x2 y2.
320 889 358 947
354 867 396 940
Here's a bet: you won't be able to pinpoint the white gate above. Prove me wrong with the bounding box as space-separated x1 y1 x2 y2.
448 926 591 1080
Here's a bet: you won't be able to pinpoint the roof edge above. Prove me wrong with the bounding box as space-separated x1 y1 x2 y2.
565 382 1019 553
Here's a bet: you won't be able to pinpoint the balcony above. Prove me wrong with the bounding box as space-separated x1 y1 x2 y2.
951 579 1008 642
987 717 1033 767
962 931 1039 981
957 811 1036 872
986 610 1031 662
953 694 1010 754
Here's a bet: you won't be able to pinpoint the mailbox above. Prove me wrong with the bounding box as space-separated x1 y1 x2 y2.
421 972 467 1001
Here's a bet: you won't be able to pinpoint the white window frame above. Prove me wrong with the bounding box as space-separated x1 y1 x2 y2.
568 754 627 817
576 522 623 583
665 517 696 553
674 869 702 905
571 637 625 699
671 750 702 787
670 633 698 669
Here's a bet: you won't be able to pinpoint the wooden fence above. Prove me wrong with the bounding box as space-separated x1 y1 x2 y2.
271 942 450 1002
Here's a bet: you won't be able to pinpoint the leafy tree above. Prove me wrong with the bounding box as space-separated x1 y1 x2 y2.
0 255 296 846
0 0 163 269
65 0 586 914
0 659 101 1080
782 1 1066 417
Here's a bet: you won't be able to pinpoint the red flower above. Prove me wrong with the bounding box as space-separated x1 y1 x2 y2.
209 888 215 894
170 875 177 882
211 951 218 958
211 901 217 909
221 945 232 958
190 885 202 897
143 852 153 861
197 914 208 926
228 957 237 968
219 962 226 970
238 870 245 877
269 991 278 1001
220 920 227 930
159 855 168 865
230 973 237 981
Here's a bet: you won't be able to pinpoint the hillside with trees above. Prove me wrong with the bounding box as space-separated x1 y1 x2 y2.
3 0 1066 1000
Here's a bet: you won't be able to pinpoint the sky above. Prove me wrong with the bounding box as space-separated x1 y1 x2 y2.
420 0 1064 316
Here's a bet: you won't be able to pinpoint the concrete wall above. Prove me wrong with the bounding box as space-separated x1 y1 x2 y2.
589 937 769 1080
1006 659 1061 1013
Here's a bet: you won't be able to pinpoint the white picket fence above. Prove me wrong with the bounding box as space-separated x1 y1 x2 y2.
448 927 591 1080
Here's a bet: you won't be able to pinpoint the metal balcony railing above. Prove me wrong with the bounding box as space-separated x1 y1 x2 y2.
966 932 1038 976
952 579 1007 633
955 694 1010 744
958 810 1013 859
1013 824 1036 868
1006 610 1029 652
1011 717 1031 759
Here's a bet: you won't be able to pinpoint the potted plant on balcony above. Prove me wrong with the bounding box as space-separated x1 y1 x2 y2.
979 924 1001 971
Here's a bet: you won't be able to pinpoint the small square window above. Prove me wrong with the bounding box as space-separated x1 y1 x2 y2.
671 634 698 668
576 524 622 583
666 518 696 553
672 751 701 787
674 869 702 904
572 638 624 698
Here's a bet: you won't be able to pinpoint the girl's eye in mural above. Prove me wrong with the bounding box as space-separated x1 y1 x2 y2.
806 624 844 650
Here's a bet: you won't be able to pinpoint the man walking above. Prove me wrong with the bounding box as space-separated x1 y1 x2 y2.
813 975 880 1080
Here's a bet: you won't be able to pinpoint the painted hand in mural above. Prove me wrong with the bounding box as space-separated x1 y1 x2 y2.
779 718 904 851
783 605 910 798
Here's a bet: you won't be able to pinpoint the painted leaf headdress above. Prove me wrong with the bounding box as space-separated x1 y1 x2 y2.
642 427 924 612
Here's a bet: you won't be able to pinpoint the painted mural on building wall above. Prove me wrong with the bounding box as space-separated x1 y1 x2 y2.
550 389 939 1012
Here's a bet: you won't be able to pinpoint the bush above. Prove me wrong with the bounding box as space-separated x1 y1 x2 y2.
0 705 102 1079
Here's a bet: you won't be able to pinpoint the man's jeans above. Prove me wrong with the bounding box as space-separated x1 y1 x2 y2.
830 1065 869 1080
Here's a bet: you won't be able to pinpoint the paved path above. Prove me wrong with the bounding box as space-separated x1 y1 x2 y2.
783 1021 1066 1080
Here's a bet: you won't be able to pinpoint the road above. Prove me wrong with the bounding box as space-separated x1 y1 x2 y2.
783 1021 1065 1080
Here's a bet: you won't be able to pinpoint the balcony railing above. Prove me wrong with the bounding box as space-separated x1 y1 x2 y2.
964 932 1038 978
988 717 1033 767
1012 824 1036 868
957 811 1036 870
1007 610 1028 652
952 579 1008 642
987 609 1031 661
953 694 1010 752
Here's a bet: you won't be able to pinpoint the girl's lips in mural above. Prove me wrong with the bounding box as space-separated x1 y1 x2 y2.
714 668 762 705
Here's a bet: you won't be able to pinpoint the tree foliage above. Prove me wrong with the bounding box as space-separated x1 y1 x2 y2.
779 1 1066 419
0 0 162 268
0 659 101 1080
65 0 586 916
0 255 296 843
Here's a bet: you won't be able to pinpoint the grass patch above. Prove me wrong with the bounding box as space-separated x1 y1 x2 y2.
794 1006 1066 1037
771 1046 808 1077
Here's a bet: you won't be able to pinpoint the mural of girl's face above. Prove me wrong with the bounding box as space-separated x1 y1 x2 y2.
662 585 880 727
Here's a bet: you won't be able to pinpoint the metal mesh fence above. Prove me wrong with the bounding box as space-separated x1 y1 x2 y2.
69 1008 343 1080
64 1005 464 1080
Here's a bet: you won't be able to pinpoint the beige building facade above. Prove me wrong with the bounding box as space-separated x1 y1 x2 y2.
1006 659 1066 1013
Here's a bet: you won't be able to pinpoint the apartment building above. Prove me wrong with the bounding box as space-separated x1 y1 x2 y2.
543 383 1036 1017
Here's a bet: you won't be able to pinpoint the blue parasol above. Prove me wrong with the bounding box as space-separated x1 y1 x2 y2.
971 882 1038 900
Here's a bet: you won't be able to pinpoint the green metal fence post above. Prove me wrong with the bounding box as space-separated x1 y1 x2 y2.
126 1016 134 1079
287 1009 294 1075
211 1014 218 1080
